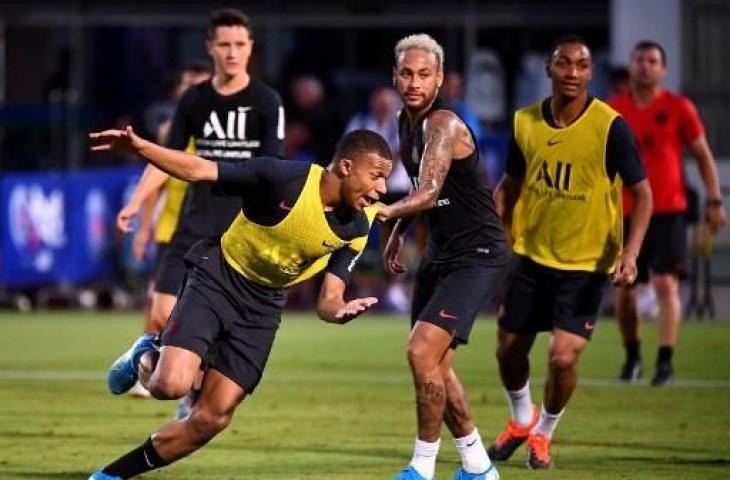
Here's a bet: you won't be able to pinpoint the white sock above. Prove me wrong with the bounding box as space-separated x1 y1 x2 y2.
505 381 533 426
454 428 491 474
531 404 564 438
410 437 440 480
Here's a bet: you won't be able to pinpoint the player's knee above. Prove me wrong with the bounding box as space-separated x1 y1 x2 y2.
652 275 678 297
548 349 577 372
438 364 454 384
496 341 519 365
407 341 437 370
149 373 190 400
188 407 232 441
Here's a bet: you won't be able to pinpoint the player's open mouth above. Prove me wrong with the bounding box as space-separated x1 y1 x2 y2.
363 195 378 206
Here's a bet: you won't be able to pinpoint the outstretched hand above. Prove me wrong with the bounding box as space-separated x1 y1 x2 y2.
89 126 145 155
334 297 378 323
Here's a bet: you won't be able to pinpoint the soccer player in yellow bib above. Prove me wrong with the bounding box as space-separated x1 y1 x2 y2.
86 127 391 480
487 35 652 469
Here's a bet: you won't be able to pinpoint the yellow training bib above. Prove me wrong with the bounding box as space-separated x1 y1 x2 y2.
221 165 375 287
512 98 623 273
154 137 195 243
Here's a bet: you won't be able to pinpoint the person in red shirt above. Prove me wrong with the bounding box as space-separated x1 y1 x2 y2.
608 40 726 386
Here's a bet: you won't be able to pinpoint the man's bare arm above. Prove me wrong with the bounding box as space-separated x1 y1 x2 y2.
376 110 460 221
124 165 168 212
613 179 652 285
688 135 727 231
493 174 523 239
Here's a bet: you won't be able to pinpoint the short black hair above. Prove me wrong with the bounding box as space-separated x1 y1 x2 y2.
208 8 252 39
183 60 211 76
333 130 393 164
547 34 592 64
633 40 667 66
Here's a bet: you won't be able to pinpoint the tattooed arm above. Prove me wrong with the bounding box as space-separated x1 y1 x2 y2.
376 110 460 221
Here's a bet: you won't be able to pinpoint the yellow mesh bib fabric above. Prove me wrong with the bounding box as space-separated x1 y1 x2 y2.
512 98 623 273
221 165 375 287
154 138 194 243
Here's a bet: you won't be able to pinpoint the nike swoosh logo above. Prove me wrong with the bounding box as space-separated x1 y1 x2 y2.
143 450 155 468
438 309 458 320
279 201 293 211
466 439 478 447
584 321 595 331
547 139 562 146
322 240 338 249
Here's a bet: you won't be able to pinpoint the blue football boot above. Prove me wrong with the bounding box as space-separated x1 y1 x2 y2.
453 464 499 480
88 470 122 480
107 332 156 395
394 465 430 480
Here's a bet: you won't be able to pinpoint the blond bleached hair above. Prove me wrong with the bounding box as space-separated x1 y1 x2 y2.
394 33 444 69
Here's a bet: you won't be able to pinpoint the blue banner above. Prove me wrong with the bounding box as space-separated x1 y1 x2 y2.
0 166 143 288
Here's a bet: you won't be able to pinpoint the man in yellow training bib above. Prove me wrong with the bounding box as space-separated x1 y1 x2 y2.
487 35 652 470
87 127 391 480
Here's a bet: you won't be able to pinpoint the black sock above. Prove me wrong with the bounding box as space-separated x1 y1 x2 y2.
624 340 641 362
103 437 169 479
657 346 673 365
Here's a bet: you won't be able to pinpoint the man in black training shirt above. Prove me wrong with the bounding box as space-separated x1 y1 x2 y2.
377 34 508 480
115 8 284 345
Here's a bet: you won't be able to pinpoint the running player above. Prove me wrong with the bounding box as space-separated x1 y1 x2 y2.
608 40 726 385
487 35 652 469
87 127 391 480
377 34 509 480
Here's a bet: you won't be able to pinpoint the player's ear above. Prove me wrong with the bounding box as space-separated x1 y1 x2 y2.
336 158 353 178
392 67 398 87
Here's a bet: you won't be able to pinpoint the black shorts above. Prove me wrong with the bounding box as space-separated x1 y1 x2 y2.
152 242 169 275
154 235 195 296
624 212 687 283
498 255 608 340
411 256 508 347
161 240 286 393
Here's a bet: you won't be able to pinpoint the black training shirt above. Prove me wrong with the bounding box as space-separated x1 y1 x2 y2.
167 79 285 247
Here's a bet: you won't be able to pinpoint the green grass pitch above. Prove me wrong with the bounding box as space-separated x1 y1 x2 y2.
1 311 729 479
